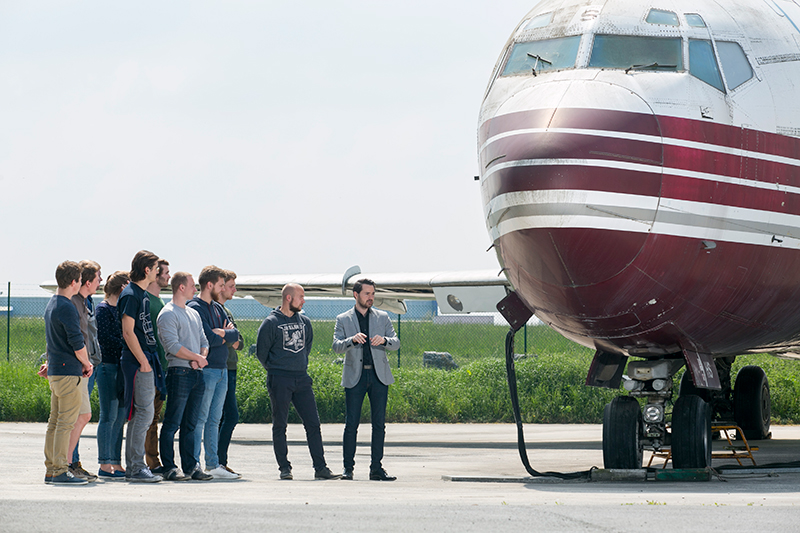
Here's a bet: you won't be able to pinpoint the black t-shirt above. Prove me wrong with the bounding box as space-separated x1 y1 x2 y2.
118 282 157 359
356 308 374 367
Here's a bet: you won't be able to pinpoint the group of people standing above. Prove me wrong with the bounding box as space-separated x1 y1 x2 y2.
42 250 400 484
42 251 243 484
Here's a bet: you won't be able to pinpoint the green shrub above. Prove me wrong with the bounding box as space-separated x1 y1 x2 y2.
3 352 800 425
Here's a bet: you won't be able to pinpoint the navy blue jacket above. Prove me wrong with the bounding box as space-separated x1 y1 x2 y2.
187 296 240 369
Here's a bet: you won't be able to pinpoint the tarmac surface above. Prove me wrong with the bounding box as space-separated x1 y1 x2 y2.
1 422 799 532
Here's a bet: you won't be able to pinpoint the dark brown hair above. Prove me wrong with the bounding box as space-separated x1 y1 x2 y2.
130 250 159 282
55 261 82 289
104 271 130 297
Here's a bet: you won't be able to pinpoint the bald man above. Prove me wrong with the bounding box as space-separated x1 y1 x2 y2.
255 284 339 481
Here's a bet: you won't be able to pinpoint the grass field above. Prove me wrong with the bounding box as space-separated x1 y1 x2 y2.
2 313 800 424
0 317 583 368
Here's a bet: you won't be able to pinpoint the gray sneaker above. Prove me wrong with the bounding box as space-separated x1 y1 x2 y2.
279 466 293 480
69 462 98 482
51 471 89 485
127 468 162 483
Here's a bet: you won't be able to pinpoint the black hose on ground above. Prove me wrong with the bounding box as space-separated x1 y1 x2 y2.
505 328 591 480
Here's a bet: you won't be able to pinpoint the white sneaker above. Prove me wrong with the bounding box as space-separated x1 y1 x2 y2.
206 465 241 480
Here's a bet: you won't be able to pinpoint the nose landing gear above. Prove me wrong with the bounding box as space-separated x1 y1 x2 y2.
601 357 771 470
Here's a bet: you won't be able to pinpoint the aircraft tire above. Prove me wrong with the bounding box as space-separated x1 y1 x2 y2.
602 396 643 469
734 366 771 441
672 395 712 469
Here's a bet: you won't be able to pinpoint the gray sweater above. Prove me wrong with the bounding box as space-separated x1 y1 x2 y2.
157 301 209 369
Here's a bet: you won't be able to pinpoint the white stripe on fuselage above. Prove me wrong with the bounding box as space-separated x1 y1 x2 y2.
485 158 800 196
487 189 800 248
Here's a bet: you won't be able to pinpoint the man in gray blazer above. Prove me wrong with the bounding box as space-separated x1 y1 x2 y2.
332 278 400 481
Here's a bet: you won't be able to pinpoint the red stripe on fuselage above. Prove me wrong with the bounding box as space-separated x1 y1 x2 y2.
483 164 662 200
482 109 800 161
482 108 800 215
482 131 663 170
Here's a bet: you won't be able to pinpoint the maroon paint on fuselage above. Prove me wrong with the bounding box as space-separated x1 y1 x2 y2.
483 108 800 357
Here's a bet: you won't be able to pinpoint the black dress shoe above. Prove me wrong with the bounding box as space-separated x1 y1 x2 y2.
369 468 396 481
342 468 353 480
315 467 342 480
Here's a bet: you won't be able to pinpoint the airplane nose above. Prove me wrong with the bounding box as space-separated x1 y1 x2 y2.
480 79 663 289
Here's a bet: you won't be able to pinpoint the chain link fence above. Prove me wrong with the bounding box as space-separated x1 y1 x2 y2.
1 282 590 368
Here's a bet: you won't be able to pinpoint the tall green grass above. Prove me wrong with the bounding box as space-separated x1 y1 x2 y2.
4 352 800 424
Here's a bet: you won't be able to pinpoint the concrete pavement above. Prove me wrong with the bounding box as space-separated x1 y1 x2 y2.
1 422 799 531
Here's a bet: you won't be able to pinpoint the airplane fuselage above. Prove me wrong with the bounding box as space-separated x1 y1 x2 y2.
480 0 800 359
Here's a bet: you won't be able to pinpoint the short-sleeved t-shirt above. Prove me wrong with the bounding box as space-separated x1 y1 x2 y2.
118 282 157 358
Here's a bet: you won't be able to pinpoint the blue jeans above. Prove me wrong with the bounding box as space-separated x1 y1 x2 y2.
194 368 227 470
96 363 127 465
218 369 239 467
71 370 98 464
160 367 205 473
343 367 388 471
267 373 326 471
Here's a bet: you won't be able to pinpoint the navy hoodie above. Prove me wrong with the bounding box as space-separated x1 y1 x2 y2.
256 307 313 377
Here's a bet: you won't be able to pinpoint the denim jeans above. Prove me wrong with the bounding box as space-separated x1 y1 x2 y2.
71 370 98 465
96 363 127 465
160 367 205 473
125 369 155 475
267 373 326 471
218 369 239 467
194 368 227 470
343 367 388 471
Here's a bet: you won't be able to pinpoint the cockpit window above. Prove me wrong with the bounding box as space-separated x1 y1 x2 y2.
717 41 754 90
525 12 553 30
646 9 679 26
689 40 725 92
501 36 582 77
685 14 706 27
588 35 683 71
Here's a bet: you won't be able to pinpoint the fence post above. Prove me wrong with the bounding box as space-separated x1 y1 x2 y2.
397 314 401 368
523 323 527 355
6 281 10 362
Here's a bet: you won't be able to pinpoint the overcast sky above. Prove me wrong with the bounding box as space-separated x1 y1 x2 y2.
0 1 536 286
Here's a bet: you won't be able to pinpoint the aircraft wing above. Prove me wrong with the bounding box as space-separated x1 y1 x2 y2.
235 265 510 315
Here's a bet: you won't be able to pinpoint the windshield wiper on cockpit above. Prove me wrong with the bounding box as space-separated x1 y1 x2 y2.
527 53 552 76
624 62 677 74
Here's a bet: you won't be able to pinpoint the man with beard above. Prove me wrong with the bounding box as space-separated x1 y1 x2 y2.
256 283 339 481
145 259 170 473
332 279 399 481
187 265 241 479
